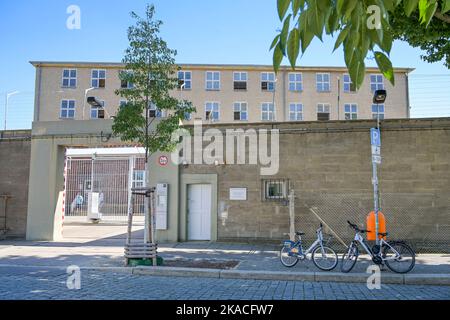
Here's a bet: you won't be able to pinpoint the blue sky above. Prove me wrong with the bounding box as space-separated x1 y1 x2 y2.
0 0 449 129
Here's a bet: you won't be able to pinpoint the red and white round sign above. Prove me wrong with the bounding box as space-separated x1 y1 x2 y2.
158 155 169 166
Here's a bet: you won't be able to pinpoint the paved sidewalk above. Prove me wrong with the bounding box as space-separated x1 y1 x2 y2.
0 224 448 286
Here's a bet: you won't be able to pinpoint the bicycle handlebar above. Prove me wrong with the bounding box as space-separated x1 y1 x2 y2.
347 221 370 233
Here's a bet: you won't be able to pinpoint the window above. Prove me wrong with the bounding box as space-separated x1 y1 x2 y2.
132 170 145 188
233 102 248 121
91 69 106 88
370 74 384 92
206 71 220 90
261 103 275 121
91 101 105 119
148 103 167 118
289 73 303 91
233 72 248 90
262 179 289 201
62 69 77 88
317 103 331 121
261 72 275 91
119 100 127 109
178 71 192 90
184 112 192 121
205 102 220 121
119 71 134 89
60 100 75 119
316 73 330 92
344 104 358 120
289 103 303 121
372 104 385 120
343 74 356 92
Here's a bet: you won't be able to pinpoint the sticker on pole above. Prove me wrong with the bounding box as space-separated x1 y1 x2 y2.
370 128 381 147
158 156 169 167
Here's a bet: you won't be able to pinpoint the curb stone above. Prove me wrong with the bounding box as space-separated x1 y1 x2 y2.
89 266 450 286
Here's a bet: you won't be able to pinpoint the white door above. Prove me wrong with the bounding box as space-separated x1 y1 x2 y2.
187 184 212 240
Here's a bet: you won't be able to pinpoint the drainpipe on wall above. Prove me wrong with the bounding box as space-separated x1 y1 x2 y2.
34 65 43 122
405 72 411 118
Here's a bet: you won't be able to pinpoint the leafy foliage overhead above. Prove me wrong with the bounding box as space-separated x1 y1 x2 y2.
272 0 450 89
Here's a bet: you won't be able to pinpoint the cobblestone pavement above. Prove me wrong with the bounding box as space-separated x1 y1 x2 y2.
0 266 448 300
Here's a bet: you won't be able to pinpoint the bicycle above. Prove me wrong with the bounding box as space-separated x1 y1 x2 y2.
341 221 415 274
280 223 338 271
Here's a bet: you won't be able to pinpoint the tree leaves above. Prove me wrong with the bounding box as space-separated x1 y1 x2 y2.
374 51 395 86
277 0 291 21
270 0 447 90
442 0 450 14
404 0 419 16
287 28 300 68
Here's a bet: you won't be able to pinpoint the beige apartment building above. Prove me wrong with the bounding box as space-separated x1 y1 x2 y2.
30 61 413 123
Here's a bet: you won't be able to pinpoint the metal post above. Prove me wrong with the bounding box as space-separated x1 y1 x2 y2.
289 189 295 241
374 115 380 246
3 94 7 131
150 190 157 266
337 77 340 120
144 162 150 244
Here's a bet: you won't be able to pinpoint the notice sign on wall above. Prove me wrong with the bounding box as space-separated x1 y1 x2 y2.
229 188 247 201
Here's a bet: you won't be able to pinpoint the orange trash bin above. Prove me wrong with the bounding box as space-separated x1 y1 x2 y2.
366 211 386 241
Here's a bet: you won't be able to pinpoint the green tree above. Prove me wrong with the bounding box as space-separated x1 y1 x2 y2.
113 4 195 161
391 7 450 68
272 0 450 89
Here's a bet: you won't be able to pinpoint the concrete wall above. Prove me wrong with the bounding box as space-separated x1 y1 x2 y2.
180 118 450 251
0 131 31 238
31 61 411 123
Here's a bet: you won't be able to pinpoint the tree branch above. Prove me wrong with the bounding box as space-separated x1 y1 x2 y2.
434 10 450 24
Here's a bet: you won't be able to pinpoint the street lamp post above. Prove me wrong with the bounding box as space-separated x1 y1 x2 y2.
372 89 387 246
4 91 20 131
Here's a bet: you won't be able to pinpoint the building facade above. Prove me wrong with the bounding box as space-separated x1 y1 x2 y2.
31 61 413 123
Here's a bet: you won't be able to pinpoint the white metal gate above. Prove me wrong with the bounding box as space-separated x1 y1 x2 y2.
64 156 146 222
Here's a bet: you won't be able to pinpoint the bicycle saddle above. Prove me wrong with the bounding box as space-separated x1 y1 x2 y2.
296 232 305 236
378 232 389 237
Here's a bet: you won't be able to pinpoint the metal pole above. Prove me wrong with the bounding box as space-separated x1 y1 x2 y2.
374 106 380 245
337 77 340 120
4 94 7 131
289 189 295 241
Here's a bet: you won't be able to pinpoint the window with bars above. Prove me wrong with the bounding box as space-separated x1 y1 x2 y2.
262 179 289 202
62 69 77 88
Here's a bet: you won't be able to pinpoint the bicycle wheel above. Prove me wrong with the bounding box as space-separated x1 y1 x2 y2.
383 241 415 274
341 242 358 273
280 246 299 267
311 245 338 271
